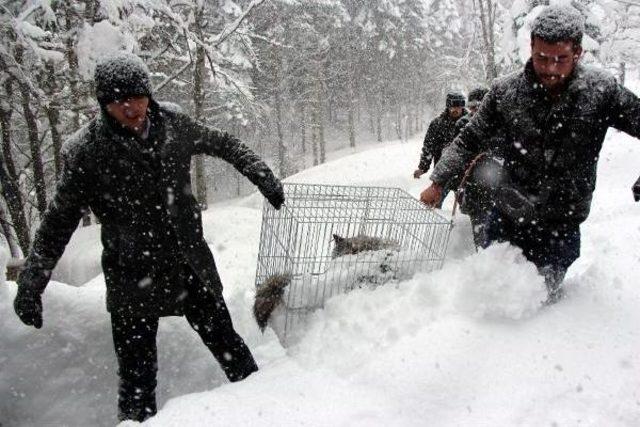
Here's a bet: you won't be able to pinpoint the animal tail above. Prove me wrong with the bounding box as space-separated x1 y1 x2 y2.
253 274 291 331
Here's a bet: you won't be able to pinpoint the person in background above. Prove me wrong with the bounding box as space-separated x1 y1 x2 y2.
414 91 467 207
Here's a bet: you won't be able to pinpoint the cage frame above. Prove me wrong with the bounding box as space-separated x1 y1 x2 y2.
255 182 453 342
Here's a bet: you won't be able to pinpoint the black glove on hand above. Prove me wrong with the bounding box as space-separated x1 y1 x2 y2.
14 288 43 329
264 181 285 210
268 189 285 210
633 175 640 202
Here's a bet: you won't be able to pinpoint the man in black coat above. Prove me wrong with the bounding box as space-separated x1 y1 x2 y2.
420 6 640 303
13 53 285 422
414 91 467 207
414 91 467 178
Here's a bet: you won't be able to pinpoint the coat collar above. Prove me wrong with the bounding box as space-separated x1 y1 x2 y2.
96 100 167 172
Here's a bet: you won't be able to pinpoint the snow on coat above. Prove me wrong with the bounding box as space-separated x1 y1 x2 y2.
18 101 284 316
418 109 468 172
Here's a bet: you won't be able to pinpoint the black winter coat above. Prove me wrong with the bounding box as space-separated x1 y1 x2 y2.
431 60 640 225
418 110 468 172
18 101 283 316
455 114 471 135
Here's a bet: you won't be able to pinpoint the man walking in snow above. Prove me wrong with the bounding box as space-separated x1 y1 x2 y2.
12 53 285 422
414 91 467 207
420 6 640 303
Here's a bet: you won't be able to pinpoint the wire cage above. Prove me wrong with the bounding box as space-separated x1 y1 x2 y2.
255 183 453 343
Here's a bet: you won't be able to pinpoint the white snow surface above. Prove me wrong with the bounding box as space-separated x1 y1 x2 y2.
2 130 640 426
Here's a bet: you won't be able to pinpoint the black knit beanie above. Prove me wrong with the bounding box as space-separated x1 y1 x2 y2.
94 53 153 106
446 91 466 108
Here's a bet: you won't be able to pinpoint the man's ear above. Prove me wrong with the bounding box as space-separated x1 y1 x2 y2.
573 45 583 63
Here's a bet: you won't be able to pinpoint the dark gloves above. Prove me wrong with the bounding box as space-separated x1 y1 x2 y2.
633 175 640 202
263 181 285 210
14 288 43 329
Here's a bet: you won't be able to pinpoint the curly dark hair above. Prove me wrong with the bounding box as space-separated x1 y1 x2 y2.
530 6 585 46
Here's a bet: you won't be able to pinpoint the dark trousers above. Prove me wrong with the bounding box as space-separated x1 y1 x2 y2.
111 268 258 422
474 209 581 302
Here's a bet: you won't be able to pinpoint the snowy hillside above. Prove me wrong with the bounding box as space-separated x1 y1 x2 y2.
1 132 640 426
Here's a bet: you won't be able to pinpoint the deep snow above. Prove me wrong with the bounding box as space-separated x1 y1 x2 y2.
1 129 639 426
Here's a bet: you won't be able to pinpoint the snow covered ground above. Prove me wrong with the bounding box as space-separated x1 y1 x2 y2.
1 130 640 426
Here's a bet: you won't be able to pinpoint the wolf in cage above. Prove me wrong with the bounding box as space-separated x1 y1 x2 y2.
253 183 452 344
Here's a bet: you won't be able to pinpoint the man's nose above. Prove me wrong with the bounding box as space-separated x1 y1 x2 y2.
124 108 138 118
546 60 560 71
124 106 143 118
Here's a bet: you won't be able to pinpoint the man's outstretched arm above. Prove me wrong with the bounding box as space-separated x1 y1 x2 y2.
183 116 284 209
15 146 89 328
609 81 640 139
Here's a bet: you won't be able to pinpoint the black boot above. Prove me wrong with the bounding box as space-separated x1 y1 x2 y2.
117 382 158 422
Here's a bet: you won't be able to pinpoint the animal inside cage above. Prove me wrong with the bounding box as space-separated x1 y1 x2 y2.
254 183 453 344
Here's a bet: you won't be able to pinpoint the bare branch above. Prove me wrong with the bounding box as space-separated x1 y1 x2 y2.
240 30 293 49
211 0 268 48
154 59 193 93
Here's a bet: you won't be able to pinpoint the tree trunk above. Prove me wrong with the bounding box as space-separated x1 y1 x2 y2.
300 101 306 156
0 82 31 255
318 115 326 165
192 6 208 210
376 105 383 143
477 0 498 81
315 70 326 164
15 46 48 217
64 0 81 132
311 105 319 166
44 62 63 178
347 73 356 148
20 87 48 216
0 202 21 258
275 93 286 177
0 163 31 255
273 49 286 178
369 112 375 136
1 81 18 182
